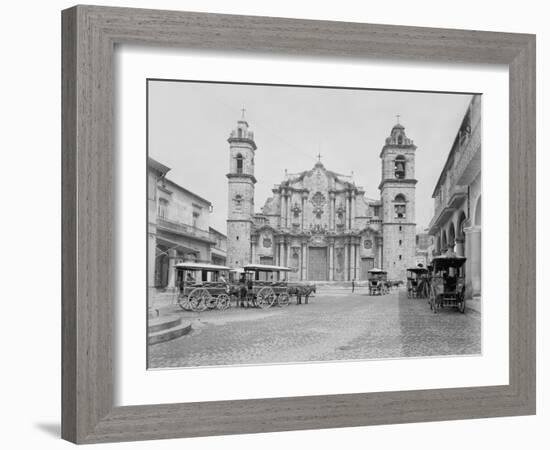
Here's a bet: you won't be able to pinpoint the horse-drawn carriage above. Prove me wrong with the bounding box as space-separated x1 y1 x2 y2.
427 255 467 313
240 264 292 309
406 266 429 298
175 262 231 312
367 268 388 295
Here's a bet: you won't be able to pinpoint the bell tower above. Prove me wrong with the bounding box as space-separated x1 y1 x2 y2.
226 110 257 268
379 118 417 280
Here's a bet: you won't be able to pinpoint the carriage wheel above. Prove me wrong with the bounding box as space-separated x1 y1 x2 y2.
205 294 218 309
216 293 230 310
177 294 192 311
256 287 276 309
277 293 290 307
188 288 210 312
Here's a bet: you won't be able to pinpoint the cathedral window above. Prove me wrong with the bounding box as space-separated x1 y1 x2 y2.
394 194 406 219
236 153 244 174
394 155 406 179
398 135 403 145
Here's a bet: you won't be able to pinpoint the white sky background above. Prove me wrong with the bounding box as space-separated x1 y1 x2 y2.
148 80 474 233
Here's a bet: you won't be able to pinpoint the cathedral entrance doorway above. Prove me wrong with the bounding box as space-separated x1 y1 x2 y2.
308 247 328 280
360 257 374 280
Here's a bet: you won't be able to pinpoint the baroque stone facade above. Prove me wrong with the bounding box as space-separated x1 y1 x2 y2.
226 117 417 281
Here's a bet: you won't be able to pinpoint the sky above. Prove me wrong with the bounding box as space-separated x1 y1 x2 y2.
148 80 474 233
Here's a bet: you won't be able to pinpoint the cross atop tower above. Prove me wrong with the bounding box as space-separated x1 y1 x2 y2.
396 114 401 124
241 107 246 120
317 152 322 162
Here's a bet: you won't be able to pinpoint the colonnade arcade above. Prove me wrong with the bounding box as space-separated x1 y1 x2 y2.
433 196 481 298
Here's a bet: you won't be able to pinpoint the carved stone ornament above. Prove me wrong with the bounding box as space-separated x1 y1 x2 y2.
311 191 326 218
291 202 302 218
262 238 272 248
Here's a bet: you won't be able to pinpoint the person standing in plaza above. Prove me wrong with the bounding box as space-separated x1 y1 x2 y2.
352 278 355 293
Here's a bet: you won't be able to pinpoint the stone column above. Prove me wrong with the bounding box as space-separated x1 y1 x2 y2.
349 243 357 280
344 241 349 281
455 237 465 257
351 193 356 230
167 248 177 290
377 237 383 269
464 226 481 298
329 240 335 281
281 193 287 228
331 195 336 230
274 239 279 266
345 192 351 230
301 243 308 280
328 192 333 230
354 243 360 280
284 241 290 267
251 241 257 264
286 194 292 228
301 194 306 231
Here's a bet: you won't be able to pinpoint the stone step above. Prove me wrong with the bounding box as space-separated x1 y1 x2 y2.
148 321 192 345
148 315 182 333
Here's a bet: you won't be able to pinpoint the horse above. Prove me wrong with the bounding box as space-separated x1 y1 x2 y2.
288 284 316 305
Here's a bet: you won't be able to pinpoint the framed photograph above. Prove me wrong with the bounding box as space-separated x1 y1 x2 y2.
62 5 536 444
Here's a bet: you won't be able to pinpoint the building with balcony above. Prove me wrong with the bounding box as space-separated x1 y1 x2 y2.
428 95 481 299
148 157 227 293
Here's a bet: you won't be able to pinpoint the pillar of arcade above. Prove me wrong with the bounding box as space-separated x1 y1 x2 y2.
464 226 481 299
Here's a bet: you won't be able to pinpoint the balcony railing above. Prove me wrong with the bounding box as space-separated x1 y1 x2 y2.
157 217 217 243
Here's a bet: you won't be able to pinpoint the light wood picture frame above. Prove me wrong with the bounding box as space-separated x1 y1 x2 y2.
61 5 536 444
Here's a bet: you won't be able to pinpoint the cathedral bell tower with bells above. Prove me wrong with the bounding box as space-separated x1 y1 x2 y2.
226 109 257 268
379 116 417 280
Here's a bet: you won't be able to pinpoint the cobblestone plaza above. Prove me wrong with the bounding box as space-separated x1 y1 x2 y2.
148 289 480 369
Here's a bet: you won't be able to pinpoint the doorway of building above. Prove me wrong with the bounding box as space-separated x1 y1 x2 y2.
308 247 328 280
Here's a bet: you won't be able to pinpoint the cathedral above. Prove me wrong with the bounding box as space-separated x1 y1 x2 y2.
226 115 417 281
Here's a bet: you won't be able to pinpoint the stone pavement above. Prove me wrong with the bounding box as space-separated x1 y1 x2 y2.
148 289 481 369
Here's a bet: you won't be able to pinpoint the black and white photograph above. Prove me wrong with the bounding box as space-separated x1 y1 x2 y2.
146 80 482 369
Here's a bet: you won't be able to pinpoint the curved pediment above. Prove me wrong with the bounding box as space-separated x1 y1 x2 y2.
280 161 357 193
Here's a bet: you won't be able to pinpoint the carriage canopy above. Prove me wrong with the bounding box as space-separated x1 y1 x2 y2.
430 256 467 272
175 262 230 271
407 267 428 275
244 264 292 272
367 268 387 279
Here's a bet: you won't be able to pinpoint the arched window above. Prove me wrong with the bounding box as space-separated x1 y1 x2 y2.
236 153 244 174
234 194 243 211
237 127 243 138
394 194 406 219
394 155 406 179
397 135 403 145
